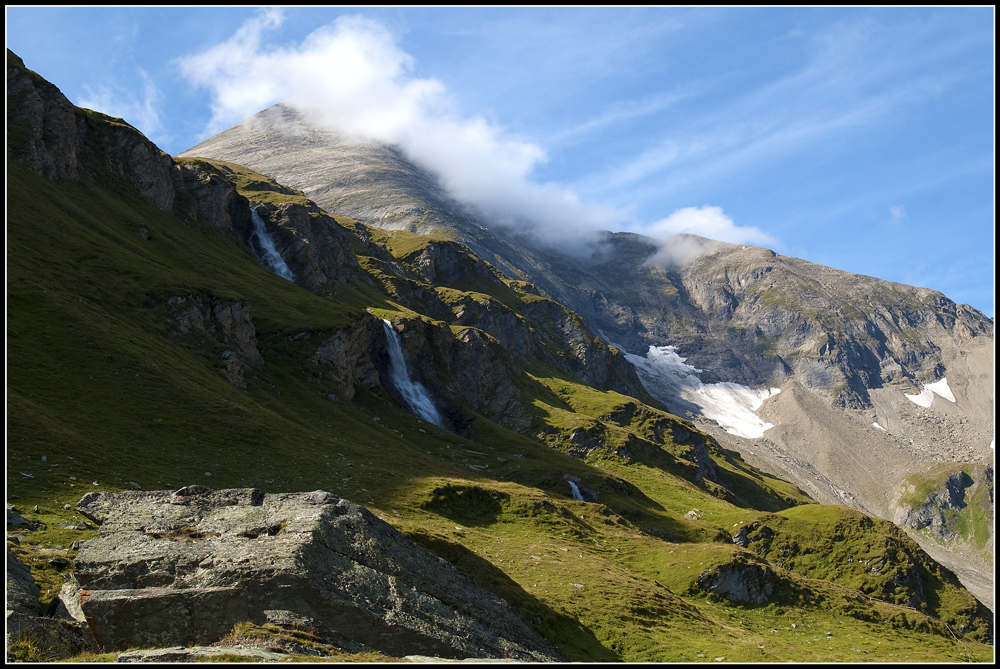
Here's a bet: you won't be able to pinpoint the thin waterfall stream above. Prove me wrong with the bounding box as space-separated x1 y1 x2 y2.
382 320 445 428
251 208 295 281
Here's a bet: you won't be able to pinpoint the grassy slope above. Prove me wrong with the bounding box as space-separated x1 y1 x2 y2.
5 160 992 662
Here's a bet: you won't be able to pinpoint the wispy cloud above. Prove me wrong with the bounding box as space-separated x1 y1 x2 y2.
76 69 164 142
587 14 987 207
174 10 771 253
889 204 906 223
645 206 776 266
549 91 692 149
177 10 623 246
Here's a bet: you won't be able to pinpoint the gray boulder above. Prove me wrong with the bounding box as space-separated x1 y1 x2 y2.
6 547 41 618
73 486 566 661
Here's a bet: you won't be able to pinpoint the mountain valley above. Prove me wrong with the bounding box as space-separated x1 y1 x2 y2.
6 50 995 662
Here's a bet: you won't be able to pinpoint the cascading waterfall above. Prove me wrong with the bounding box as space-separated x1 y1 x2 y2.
250 208 295 281
382 320 444 428
567 479 585 502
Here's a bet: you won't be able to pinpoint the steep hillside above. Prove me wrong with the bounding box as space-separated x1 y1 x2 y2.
6 50 994 662
180 103 994 608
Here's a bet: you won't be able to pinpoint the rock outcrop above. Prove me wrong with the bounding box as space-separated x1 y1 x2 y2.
72 486 566 661
308 313 388 401
6 547 41 619
162 294 264 388
251 200 364 293
696 556 777 605
386 316 531 435
172 160 255 247
6 548 98 660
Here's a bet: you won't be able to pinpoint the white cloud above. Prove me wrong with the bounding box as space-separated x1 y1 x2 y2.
77 69 164 141
889 204 906 222
177 10 620 245
640 206 775 266
645 206 774 244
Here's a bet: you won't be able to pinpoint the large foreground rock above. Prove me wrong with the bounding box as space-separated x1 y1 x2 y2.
73 487 566 660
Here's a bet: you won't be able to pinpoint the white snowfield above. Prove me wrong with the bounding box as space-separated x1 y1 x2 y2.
873 422 886 431
620 343 780 439
903 377 956 408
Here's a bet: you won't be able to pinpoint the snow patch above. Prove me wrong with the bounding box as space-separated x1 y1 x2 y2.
618 342 779 439
925 378 956 403
873 422 886 431
904 377 956 408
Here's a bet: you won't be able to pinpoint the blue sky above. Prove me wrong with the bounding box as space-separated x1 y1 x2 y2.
6 6 994 316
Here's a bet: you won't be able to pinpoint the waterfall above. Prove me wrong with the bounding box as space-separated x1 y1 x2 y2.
250 208 295 281
381 320 444 428
568 479 585 502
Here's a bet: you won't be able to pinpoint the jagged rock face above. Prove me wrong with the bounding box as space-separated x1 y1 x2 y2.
390 317 531 435
7 50 175 211
308 313 387 401
162 295 263 388
404 239 507 289
7 50 81 180
172 162 255 246
252 201 364 292
73 487 566 661
665 238 991 401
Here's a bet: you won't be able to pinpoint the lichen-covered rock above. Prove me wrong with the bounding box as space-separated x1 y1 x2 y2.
116 646 290 663
73 487 566 661
6 547 40 618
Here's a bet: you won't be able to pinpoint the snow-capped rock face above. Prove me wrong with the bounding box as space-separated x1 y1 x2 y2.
611 340 780 440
